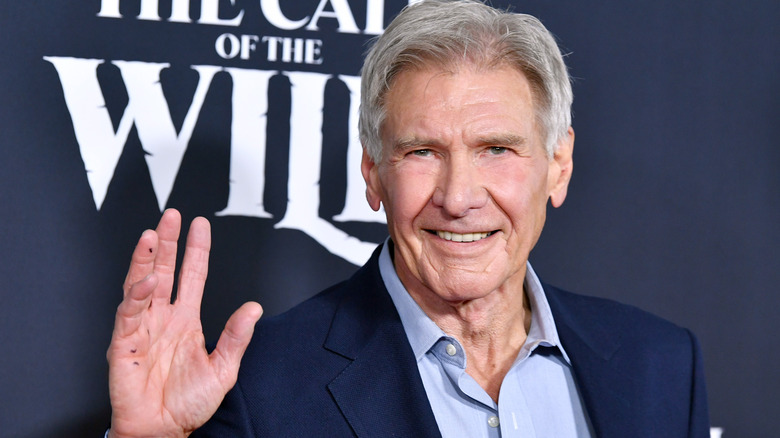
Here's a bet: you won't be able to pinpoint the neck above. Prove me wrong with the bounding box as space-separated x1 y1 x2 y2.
406 279 533 402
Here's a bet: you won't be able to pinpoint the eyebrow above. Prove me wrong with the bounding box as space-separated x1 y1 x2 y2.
392 133 528 153
393 137 430 150
475 133 527 147
392 137 441 152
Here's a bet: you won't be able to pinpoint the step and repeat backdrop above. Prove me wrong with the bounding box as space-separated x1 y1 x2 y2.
1 1 777 437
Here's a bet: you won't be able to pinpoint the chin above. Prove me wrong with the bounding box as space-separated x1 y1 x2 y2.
430 272 503 301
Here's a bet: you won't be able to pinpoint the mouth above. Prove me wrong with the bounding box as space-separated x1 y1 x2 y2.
430 230 497 243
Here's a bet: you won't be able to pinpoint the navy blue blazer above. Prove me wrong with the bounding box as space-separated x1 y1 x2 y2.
195 245 709 437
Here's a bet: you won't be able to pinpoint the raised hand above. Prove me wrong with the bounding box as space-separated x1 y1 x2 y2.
107 209 262 438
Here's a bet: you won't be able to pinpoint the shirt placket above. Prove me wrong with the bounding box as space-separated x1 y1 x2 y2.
431 337 502 438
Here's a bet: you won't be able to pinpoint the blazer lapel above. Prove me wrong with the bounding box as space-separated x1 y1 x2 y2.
544 284 629 438
324 248 441 438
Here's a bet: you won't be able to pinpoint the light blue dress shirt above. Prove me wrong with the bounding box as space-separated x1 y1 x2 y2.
379 241 594 437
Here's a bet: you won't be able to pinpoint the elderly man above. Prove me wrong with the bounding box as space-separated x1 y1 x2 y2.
106 1 709 437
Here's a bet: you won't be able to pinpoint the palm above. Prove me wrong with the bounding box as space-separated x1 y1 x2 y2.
107 210 262 438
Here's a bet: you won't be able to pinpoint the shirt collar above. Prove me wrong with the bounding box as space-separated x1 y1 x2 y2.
378 238 572 365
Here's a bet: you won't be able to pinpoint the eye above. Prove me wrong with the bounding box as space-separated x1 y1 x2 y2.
410 149 433 157
488 146 508 155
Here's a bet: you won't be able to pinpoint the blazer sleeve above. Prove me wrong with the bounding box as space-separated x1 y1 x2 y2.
687 329 710 438
191 380 255 438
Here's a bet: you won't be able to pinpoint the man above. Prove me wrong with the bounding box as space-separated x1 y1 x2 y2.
107 1 709 437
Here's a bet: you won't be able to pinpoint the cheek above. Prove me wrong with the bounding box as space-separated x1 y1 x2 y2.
380 168 436 226
488 164 550 226
485 168 535 205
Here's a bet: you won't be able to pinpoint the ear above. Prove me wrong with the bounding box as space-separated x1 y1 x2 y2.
361 147 383 211
548 127 574 208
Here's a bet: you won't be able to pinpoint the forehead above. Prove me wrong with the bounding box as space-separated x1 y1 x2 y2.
381 65 539 146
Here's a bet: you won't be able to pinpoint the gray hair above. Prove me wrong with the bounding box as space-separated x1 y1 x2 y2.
359 0 573 162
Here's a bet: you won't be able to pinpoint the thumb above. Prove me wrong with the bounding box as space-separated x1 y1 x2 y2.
210 301 263 388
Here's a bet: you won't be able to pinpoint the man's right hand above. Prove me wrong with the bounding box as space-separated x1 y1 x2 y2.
106 209 263 438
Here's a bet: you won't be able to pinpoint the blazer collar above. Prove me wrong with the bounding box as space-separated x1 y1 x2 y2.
324 244 441 437
544 284 624 362
544 284 631 438
320 251 634 438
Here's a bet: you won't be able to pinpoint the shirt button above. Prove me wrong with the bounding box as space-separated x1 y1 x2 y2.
445 343 457 356
488 415 500 428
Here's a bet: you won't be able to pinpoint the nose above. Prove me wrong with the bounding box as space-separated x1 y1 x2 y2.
431 153 488 217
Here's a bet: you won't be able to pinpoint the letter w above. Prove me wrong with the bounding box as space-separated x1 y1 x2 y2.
43 57 219 210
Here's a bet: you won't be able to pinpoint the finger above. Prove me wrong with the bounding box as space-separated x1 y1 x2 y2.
175 217 211 311
210 302 263 388
114 273 160 338
151 209 182 306
123 229 159 297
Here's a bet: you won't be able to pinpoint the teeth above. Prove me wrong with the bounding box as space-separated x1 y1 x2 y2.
436 231 490 242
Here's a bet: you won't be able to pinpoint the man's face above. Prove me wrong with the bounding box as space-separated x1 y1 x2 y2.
362 65 573 304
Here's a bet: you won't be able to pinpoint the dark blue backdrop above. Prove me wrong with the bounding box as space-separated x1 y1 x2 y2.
0 1 777 437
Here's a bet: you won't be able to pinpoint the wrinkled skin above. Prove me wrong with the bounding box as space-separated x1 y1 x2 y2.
106 64 574 434
107 209 262 438
361 65 574 398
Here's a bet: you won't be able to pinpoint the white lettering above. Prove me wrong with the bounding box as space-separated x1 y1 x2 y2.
304 39 324 65
98 0 403 34
260 0 308 30
262 36 282 61
43 56 129 209
169 0 192 23
306 0 359 34
96 0 165 21
281 37 304 63
97 0 122 18
240 34 260 60
46 56 382 264
215 33 241 59
333 74 385 223
710 427 724 438
199 0 244 26
263 36 325 64
275 72 378 265
364 0 385 35
117 62 218 211
97 0 243 25
215 68 275 218
139 0 163 21
44 57 218 210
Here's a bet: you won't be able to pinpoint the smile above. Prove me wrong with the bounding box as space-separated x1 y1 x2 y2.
434 230 496 242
